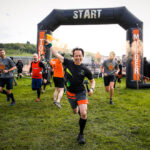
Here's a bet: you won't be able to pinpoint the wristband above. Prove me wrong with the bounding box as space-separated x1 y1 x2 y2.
46 43 52 49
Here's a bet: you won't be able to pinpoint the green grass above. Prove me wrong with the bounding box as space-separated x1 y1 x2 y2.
0 77 150 150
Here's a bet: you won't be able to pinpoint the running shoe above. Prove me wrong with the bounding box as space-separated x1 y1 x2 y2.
53 101 57 105
10 101 16 106
35 98 40 102
77 133 86 144
55 102 62 108
110 100 114 104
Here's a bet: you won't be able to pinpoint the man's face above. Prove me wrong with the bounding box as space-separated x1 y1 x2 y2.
73 50 83 65
33 54 38 62
0 50 5 58
109 53 115 60
41 55 44 60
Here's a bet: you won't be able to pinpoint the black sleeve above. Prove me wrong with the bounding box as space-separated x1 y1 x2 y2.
63 58 72 67
39 61 46 72
85 67 93 80
29 62 33 73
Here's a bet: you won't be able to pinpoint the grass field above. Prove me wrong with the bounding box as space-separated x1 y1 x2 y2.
0 77 150 150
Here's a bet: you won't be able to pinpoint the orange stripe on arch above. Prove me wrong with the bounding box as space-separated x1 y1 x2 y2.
77 99 88 105
38 31 46 59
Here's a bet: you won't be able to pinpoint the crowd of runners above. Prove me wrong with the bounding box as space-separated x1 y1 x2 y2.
0 40 123 144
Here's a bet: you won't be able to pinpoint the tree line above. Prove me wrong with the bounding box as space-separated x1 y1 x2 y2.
0 42 36 54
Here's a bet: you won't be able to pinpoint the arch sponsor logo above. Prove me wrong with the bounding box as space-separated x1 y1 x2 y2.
73 9 102 19
38 31 45 59
132 29 141 81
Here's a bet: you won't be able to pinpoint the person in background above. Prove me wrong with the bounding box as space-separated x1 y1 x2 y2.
29 53 46 102
0 49 17 106
16 59 24 79
40 54 48 92
114 60 122 88
117 60 122 84
50 56 64 108
101 51 119 104
45 39 95 145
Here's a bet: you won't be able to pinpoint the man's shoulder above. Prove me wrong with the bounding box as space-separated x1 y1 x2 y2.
103 59 108 64
39 61 44 65
81 63 87 68
81 64 91 72
64 58 73 64
4 57 12 62
3 57 10 60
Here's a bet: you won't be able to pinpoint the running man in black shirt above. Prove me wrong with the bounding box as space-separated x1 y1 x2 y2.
45 40 95 144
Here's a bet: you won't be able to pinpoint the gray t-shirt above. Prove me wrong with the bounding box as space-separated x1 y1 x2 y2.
102 59 118 76
0 57 15 78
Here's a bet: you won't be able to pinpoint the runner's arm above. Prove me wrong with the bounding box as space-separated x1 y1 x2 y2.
29 63 32 75
4 66 17 73
88 78 95 96
45 39 64 63
100 65 104 73
8 66 17 72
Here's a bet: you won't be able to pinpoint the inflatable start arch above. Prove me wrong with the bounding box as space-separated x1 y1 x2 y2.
37 6 150 88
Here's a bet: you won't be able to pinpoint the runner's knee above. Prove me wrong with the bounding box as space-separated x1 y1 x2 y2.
80 111 87 119
105 88 109 92
110 86 114 90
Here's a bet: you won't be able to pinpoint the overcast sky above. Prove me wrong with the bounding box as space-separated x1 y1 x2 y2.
0 0 150 58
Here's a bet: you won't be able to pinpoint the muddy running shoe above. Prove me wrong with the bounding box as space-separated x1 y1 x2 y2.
77 133 86 144
35 98 40 102
110 100 114 104
55 102 62 108
10 101 16 106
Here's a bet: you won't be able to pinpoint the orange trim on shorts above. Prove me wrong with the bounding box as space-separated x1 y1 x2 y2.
67 91 76 96
77 99 88 105
67 96 76 99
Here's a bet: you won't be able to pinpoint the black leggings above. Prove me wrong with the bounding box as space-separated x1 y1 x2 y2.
32 88 41 98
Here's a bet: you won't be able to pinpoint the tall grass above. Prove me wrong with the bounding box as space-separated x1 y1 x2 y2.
0 77 150 150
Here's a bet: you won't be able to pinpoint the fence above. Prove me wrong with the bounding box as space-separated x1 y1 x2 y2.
10 56 33 74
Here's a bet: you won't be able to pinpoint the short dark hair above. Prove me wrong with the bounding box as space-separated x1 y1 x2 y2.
0 48 4 52
72 48 84 57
